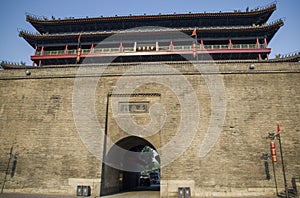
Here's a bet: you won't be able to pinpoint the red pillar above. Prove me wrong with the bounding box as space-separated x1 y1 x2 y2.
193 43 197 58
229 39 232 49
256 38 260 49
90 43 94 53
256 38 262 60
200 40 204 50
64 44 68 54
169 40 173 51
119 41 123 53
34 45 38 56
41 46 44 55
264 37 268 48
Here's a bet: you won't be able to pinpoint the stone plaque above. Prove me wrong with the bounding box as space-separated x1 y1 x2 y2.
118 102 149 113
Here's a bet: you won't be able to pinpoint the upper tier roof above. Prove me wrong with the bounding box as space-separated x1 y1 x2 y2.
19 20 283 48
26 3 276 34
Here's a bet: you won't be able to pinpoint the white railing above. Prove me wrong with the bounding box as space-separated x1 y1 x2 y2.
34 43 267 56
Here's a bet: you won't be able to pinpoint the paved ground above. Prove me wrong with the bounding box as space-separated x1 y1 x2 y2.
102 191 160 198
0 194 77 198
0 192 157 198
0 192 159 198
0 192 280 198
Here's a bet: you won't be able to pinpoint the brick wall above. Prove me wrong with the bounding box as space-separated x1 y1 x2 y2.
0 61 299 197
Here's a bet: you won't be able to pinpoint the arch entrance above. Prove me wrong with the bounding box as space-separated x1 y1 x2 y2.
100 136 160 196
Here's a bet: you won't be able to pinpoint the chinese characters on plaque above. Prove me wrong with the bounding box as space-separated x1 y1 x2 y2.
119 102 149 113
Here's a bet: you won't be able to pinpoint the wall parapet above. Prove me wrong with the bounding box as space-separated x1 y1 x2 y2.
0 62 299 80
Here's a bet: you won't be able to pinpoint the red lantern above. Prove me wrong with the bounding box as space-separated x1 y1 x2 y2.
76 48 81 63
270 142 277 163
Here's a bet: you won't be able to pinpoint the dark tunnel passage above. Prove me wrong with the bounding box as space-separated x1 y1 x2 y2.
100 136 160 196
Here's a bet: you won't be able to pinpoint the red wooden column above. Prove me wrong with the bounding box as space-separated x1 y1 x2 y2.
32 46 38 67
39 46 44 67
200 40 204 50
229 39 232 49
64 44 68 54
258 54 262 60
119 41 123 53
90 43 94 53
40 46 44 55
34 45 38 56
192 42 197 58
265 37 269 60
169 40 173 51
256 38 262 60
256 38 260 49
264 37 268 48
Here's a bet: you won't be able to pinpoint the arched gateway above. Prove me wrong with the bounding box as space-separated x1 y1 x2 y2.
100 136 160 196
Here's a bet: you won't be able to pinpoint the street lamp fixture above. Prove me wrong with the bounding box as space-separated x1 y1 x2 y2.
25 70 31 76
266 123 289 198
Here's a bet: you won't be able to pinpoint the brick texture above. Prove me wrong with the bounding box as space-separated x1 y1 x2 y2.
0 61 299 197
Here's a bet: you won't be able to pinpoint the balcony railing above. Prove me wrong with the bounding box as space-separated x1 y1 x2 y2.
34 43 268 57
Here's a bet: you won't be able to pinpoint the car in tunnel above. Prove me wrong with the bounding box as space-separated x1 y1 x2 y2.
139 174 151 186
149 172 160 184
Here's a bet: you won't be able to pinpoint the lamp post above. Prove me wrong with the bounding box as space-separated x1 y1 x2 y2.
261 153 278 196
1 146 17 194
266 123 289 198
100 93 110 196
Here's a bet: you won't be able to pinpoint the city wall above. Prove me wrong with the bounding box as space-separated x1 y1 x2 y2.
0 61 299 197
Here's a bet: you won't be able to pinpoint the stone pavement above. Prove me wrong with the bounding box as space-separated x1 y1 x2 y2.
0 191 280 198
0 194 76 198
0 192 159 198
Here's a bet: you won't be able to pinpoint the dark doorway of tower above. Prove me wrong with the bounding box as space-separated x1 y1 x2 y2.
100 136 160 196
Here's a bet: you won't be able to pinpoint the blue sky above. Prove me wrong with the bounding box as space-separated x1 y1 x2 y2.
0 0 299 64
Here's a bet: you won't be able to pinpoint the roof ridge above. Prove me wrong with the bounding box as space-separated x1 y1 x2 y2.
25 3 276 23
